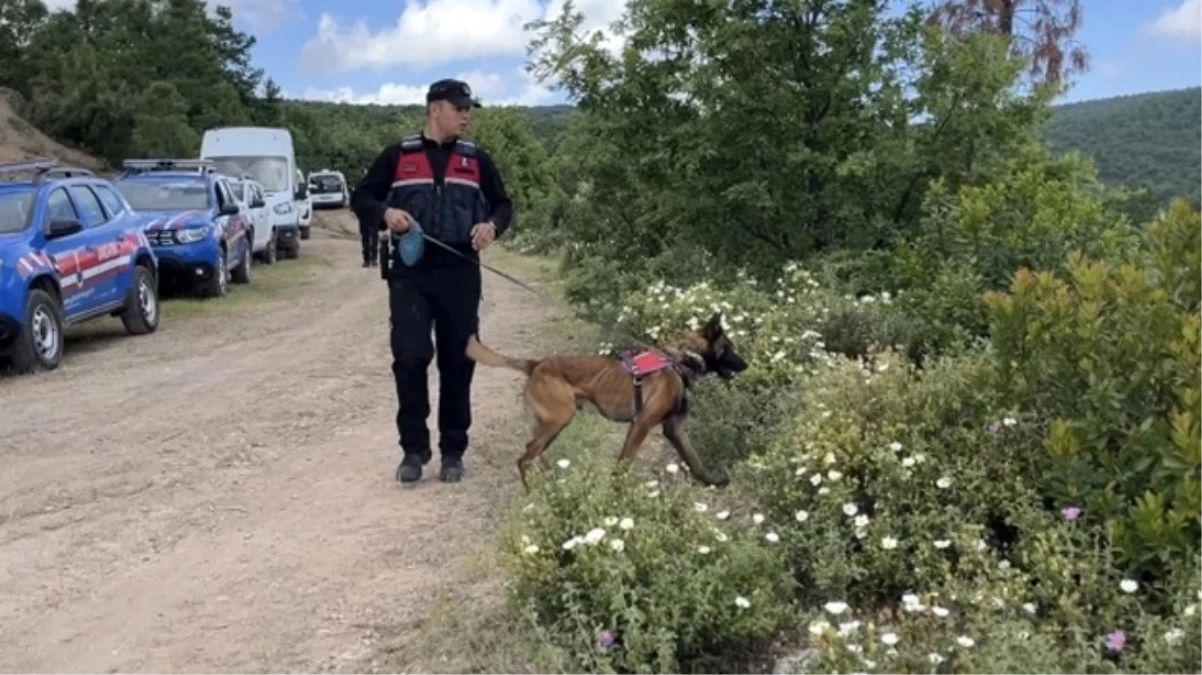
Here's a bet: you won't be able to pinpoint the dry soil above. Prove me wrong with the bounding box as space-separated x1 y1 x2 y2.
0 212 557 672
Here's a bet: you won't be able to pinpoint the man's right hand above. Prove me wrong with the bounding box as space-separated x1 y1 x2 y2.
383 208 413 234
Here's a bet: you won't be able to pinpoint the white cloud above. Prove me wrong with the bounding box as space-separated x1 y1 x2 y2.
300 67 558 107
1142 0 1201 41
298 0 629 74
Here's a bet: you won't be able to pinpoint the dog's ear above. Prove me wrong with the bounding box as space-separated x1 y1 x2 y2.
702 312 724 340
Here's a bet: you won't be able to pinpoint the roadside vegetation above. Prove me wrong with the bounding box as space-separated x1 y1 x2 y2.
3 0 1199 672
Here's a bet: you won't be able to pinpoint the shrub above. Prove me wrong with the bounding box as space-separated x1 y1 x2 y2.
985 198 1202 582
500 450 796 674
744 350 1202 674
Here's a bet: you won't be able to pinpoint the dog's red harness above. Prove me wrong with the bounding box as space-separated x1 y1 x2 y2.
620 349 674 415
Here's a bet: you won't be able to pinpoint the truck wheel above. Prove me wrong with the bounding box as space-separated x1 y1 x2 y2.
262 230 277 265
120 265 160 335
11 288 64 373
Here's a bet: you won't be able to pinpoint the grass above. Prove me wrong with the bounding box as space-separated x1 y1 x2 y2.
159 253 331 321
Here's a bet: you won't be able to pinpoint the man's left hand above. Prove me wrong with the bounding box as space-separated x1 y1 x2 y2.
470 221 497 251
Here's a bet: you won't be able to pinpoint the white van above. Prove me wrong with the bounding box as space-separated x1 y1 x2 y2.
307 169 350 209
199 126 305 259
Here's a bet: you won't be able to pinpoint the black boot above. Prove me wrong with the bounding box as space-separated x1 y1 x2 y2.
439 454 464 483
396 448 432 483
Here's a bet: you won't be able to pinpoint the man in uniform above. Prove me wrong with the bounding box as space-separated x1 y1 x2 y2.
351 78 513 484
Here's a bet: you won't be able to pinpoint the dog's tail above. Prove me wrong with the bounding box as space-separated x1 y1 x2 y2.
465 335 539 375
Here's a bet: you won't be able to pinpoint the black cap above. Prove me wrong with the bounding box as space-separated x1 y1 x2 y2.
426 78 481 108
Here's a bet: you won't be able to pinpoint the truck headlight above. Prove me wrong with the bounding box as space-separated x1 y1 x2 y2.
273 203 293 215
175 228 208 244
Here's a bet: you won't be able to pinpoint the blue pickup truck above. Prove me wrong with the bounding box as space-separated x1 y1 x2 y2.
0 159 160 373
112 159 254 298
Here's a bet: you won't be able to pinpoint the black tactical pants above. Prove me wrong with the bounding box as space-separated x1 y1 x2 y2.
387 258 482 459
360 223 380 264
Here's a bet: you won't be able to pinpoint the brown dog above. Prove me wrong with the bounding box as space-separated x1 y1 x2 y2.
465 312 749 490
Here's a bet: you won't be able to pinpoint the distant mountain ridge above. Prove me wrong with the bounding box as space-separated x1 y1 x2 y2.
1039 87 1200 204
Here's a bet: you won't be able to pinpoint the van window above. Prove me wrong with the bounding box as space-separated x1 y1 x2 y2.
206 157 290 193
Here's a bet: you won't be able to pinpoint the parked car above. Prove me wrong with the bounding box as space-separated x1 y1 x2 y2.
307 169 350 209
229 175 276 264
199 127 304 256
113 159 253 298
0 159 160 373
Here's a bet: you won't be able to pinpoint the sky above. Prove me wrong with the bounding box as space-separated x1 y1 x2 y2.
44 0 1202 107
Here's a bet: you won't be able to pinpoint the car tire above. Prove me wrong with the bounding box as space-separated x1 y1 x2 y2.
11 288 64 374
201 248 229 298
120 264 160 335
261 230 277 265
231 240 252 284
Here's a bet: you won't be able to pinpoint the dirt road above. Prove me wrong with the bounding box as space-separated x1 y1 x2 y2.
0 216 555 672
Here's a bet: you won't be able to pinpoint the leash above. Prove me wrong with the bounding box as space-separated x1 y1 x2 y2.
380 228 663 354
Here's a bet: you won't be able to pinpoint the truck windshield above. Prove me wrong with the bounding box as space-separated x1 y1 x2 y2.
116 180 210 211
207 156 290 193
0 189 34 234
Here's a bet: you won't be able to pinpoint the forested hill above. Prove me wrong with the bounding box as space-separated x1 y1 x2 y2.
1039 87 1201 204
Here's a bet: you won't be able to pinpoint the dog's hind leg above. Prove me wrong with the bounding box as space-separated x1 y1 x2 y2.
662 414 730 487
516 382 576 490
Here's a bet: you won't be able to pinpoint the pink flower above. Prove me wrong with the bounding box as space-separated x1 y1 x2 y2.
1105 630 1126 653
597 630 616 649
988 421 1001 434
1062 506 1082 521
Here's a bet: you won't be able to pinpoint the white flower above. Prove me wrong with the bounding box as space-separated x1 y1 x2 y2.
932 606 950 618
523 544 540 554
765 532 780 543
735 596 751 609
818 487 830 495
810 474 823 486
881 536 899 550
562 536 583 550
842 503 858 516
845 644 863 654
976 538 988 551
934 539 951 549
698 545 712 554
714 531 729 543
795 510 809 523
956 636 974 648
648 490 660 498
936 476 953 489
1185 604 1197 617
838 620 861 636
693 502 708 512
556 458 570 469
827 470 843 481
999 560 1011 571
1165 628 1185 644
824 452 837 465
902 594 920 606
584 528 607 545
824 601 849 615
604 516 619 526
854 514 870 528
928 653 945 665
752 513 765 525
1022 602 1037 615
645 479 659 488
809 621 830 636
619 517 634 530
1003 417 1017 426
1120 579 1139 594
889 442 903 452
794 466 807 477
881 632 900 646
666 463 680 474
610 538 625 552
716 510 730 520
901 456 916 468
